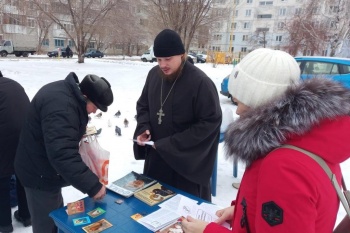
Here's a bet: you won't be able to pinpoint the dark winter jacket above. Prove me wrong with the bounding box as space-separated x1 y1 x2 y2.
205 78 350 233
0 72 30 177
15 72 102 197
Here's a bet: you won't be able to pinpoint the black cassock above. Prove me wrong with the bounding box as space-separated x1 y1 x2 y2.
133 61 222 201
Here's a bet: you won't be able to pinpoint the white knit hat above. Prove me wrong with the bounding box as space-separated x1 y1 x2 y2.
228 48 300 108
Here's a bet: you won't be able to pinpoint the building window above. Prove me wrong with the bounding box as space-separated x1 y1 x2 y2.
234 0 240 4
295 8 302 15
214 34 222 41
27 18 35 28
241 47 247 52
276 35 282 42
42 3 49 12
277 22 285 29
243 22 250 29
54 39 64 47
259 1 273 5
88 42 95 49
235 10 239 17
330 21 337 29
41 39 49 46
279 8 286 16
247 0 253 3
257 14 272 18
69 40 74 47
242 35 249 41
230 35 235 41
312 7 320 14
9 15 20 25
246 9 251 17
329 6 339 13
28 1 35 10
231 22 237 29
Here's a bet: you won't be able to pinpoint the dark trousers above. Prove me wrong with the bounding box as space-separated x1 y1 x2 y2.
0 176 12 227
15 175 31 219
25 187 63 233
0 175 31 227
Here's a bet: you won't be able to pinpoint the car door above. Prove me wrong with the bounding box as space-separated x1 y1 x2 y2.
299 60 350 88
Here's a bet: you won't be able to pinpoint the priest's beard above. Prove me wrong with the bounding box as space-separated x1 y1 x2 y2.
159 60 186 82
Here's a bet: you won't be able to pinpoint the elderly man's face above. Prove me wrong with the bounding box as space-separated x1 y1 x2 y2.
156 55 183 76
86 100 98 114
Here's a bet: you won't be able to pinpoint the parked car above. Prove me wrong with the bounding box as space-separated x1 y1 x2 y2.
295 56 350 88
187 54 197 63
220 56 350 104
84 49 104 58
220 74 236 104
196 54 207 63
47 48 73 58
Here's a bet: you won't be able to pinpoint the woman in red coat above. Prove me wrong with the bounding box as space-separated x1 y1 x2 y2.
182 48 350 233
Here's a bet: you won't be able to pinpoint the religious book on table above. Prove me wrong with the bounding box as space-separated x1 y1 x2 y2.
106 171 156 197
134 182 176 206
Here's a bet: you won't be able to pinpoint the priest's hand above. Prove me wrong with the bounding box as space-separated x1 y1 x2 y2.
136 130 151 146
214 206 234 225
182 216 209 233
93 185 106 201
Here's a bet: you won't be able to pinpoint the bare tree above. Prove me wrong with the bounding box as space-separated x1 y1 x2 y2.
32 0 121 63
324 0 350 56
148 0 229 52
104 0 148 57
249 27 270 49
285 0 350 56
284 0 328 56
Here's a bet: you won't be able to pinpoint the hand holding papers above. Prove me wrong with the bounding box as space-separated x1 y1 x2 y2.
137 194 230 231
132 139 154 146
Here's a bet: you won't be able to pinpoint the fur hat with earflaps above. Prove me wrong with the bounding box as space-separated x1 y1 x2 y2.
228 48 300 108
80 74 113 112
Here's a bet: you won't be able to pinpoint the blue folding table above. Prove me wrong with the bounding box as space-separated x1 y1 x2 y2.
50 183 209 233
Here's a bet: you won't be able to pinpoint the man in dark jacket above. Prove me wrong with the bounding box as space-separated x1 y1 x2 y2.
0 71 31 233
133 29 222 201
15 72 113 233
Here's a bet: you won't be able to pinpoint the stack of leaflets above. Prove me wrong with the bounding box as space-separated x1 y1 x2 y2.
137 194 231 232
134 182 176 206
106 171 156 197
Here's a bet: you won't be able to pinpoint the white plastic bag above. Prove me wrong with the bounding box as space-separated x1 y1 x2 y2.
79 135 110 185
220 107 235 133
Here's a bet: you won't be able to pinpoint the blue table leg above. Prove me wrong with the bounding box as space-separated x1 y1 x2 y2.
211 154 218 196
233 157 238 178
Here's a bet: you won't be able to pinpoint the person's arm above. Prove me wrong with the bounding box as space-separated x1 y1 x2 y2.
255 151 320 233
42 109 102 198
182 204 235 233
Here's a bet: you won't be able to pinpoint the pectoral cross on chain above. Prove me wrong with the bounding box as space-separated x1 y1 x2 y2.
157 108 165 124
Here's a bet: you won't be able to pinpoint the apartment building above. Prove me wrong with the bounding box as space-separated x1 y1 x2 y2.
1 0 349 57
208 0 350 57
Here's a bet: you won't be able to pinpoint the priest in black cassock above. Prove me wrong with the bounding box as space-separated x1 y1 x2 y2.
133 29 222 201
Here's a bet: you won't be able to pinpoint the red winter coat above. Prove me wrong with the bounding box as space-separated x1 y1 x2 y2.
205 78 350 233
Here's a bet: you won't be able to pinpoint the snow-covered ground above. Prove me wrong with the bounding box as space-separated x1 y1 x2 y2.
1 55 348 232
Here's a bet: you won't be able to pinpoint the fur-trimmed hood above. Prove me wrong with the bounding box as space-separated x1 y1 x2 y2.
225 77 350 167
